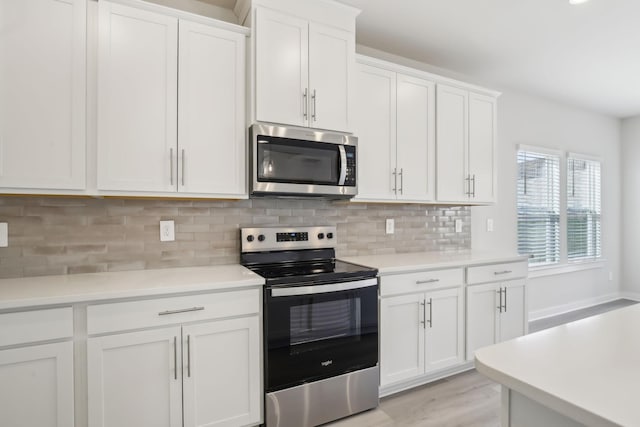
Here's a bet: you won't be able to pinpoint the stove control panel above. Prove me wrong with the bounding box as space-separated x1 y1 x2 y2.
241 226 336 253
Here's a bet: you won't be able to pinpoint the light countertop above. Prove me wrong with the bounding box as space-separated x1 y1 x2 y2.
475 304 640 427
0 264 264 310
341 251 527 274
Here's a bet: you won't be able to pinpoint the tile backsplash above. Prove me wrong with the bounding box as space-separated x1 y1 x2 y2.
0 197 470 279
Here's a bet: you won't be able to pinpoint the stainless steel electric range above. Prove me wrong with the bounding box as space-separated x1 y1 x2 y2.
240 226 379 427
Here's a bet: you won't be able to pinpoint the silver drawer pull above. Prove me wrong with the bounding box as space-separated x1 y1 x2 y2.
158 307 205 316
416 278 440 285
494 270 512 275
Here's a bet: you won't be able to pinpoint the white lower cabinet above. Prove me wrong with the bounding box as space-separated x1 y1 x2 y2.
466 279 527 360
0 342 74 427
87 291 262 427
0 307 74 427
380 286 464 387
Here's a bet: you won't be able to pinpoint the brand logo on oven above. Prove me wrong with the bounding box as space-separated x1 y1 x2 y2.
321 360 333 367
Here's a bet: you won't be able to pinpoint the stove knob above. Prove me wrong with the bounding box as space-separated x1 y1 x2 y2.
246 235 254 242
317 233 325 240
327 232 334 239
258 234 266 242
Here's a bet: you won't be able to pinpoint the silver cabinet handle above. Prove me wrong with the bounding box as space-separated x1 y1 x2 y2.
173 336 178 380
158 306 205 316
187 334 191 377
427 298 433 328
303 88 308 120
416 278 440 285
472 174 476 197
392 168 397 194
503 287 507 312
311 89 317 121
399 168 404 195
181 149 185 186
170 148 174 185
420 300 426 328
497 289 503 313
465 174 471 196
494 270 512 276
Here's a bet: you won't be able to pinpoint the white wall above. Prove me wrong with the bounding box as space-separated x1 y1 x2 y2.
356 45 623 318
473 91 621 318
621 116 640 298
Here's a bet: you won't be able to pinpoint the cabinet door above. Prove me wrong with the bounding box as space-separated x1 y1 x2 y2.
87 327 183 427
468 92 497 203
308 22 354 132
466 282 500 360
353 63 396 201
97 1 178 192
380 293 425 386
499 280 527 342
0 0 85 190
396 74 436 202
0 342 74 427
436 84 468 203
424 287 464 372
183 317 261 427
178 20 246 196
255 7 308 127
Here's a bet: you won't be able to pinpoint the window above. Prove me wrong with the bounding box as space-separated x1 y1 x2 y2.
517 147 602 268
567 156 601 261
517 150 561 266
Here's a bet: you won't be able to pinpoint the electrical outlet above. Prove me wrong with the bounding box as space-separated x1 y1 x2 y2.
386 218 395 234
0 222 7 247
487 218 494 232
160 220 175 242
455 219 462 233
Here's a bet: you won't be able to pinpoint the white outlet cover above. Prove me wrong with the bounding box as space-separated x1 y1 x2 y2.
487 218 494 232
455 219 462 233
160 220 175 242
0 222 7 247
386 218 395 234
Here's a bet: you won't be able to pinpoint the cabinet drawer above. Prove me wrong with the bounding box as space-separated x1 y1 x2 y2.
87 289 260 335
380 268 464 297
0 307 73 347
467 261 528 285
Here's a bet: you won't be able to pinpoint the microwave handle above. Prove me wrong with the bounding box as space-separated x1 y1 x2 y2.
338 145 347 185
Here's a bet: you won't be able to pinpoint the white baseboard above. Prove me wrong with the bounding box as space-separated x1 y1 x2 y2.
528 292 623 322
619 291 640 301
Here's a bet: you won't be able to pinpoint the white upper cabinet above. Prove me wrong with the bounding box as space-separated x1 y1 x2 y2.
178 20 246 196
97 2 178 193
97 0 246 197
436 83 497 204
253 3 356 132
0 0 86 191
354 59 435 203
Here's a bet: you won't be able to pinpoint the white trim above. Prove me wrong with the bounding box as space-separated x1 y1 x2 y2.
619 291 640 302
528 260 606 278
567 152 602 163
528 292 620 322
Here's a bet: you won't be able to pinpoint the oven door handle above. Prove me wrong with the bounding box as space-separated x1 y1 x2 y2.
271 278 377 297
338 145 347 186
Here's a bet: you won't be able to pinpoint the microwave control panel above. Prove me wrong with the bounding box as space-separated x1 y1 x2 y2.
344 146 356 186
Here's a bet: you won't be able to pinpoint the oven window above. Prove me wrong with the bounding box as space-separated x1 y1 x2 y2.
257 137 339 185
289 298 361 347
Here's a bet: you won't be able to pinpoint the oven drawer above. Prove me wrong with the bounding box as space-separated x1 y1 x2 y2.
0 307 73 347
87 289 260 335
380 268 464 297
467 261 528 285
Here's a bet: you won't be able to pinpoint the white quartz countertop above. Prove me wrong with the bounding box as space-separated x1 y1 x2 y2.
475 304 640 427
0 264 264 310
341 251 527 274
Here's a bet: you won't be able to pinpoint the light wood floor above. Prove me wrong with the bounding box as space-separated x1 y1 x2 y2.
327 299 638 427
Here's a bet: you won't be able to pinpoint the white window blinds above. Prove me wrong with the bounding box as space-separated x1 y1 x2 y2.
517 150 560 266
567 156 601 261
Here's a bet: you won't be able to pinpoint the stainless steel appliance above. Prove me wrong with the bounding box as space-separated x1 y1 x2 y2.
240 226 379 427
249 123 357 198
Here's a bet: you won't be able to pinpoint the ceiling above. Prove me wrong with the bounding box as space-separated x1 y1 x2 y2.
204 0 640 118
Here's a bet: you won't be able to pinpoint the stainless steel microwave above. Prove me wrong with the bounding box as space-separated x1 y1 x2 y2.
249 123 358 198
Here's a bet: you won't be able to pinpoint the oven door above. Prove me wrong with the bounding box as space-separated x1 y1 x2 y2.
264 278 378 392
